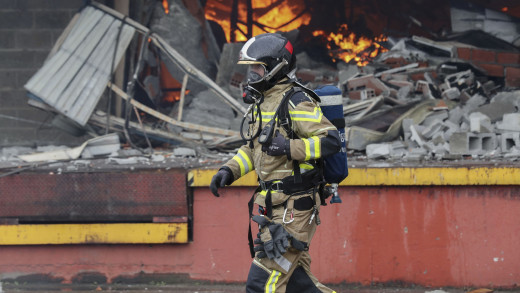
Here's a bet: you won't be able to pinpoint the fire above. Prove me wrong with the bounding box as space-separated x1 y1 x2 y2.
501 7 508 12
205 0 310 42
313 24 387 66
162 0 169 14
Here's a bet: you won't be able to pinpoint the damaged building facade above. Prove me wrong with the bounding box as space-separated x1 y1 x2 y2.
0 0 520 289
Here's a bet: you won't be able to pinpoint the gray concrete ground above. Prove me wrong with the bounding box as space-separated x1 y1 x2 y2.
1 282 517 293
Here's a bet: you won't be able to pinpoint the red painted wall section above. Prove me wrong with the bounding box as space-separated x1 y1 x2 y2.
311 186 520 287
0 185 518 287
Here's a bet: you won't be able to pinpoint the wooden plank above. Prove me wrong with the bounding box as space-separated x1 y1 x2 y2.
177 74 189 121
89 110 195 145
107 83 240 137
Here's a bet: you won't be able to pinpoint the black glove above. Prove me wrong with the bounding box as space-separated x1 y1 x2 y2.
261 130 290 158
210 167 233 197
268 223 290 257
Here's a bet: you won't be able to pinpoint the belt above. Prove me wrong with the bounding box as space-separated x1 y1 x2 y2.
270 196 314 211
259 180 283 191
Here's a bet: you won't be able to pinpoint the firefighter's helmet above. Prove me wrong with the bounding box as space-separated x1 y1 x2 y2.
238 33 296 92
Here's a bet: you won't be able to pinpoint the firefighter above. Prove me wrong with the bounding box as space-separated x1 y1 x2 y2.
210 33 340 293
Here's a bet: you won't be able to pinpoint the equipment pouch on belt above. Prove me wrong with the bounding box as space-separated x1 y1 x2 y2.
281 168 322 195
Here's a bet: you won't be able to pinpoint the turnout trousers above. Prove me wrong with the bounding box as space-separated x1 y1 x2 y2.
245 199 335 293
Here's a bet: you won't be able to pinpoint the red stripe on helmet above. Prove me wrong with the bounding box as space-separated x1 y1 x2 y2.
285 41 293 55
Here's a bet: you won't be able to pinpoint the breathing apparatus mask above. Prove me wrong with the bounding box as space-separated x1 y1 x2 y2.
242 59 289 104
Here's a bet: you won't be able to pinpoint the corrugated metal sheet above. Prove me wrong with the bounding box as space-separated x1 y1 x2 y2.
24 6 135 126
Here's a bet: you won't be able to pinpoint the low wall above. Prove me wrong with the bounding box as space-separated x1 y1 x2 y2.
0 166 518 288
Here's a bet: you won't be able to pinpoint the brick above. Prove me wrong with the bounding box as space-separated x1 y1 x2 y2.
0 51 37 69
505 67 520 88
477 63 504 77
15 30 53 49
33 50 51 68
0 90 30 108
0 70 17 89
34 11 73 29
0 31 15 49
497 52 520 65
457 47 472 60
471 48 496 63
47 0 84 10
16 69 37 88
0 11 33 29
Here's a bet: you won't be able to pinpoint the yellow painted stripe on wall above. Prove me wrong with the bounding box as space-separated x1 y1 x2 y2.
188 167 520 187
0 223 188 245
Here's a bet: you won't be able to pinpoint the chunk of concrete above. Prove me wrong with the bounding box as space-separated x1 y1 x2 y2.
448 106 464 125
496 113 520 132
462 94 487 112
366 143 392 159
469 112 492 133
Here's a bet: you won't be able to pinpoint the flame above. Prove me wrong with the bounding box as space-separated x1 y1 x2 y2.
313 24 387 66
501 7 508 12
205 0 310 42
162 0 169 14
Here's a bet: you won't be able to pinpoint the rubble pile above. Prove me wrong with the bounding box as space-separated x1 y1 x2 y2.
336 33 520 161
2 1 519 169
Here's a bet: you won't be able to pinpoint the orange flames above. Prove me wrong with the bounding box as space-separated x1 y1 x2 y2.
162 0 169 14
205 1 387 66
313 24 388 66
205 0 310 42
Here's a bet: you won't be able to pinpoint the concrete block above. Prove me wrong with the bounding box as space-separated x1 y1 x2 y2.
501 132 520 152
442 120 460 141
0 31 15 49
450 132 498 155
441 87 460 100
0 11 33 29
366 143 391 159
15 30 53 49
479 133 498 154
448 106 464 125
469 112 492 133
410 125 425 147
0 51 37 69
34 11 74 29
449 132 477 155
496 113 520 132
421 119 446 139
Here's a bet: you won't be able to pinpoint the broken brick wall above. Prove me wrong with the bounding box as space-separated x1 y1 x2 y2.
0 0 88 147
